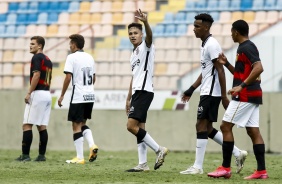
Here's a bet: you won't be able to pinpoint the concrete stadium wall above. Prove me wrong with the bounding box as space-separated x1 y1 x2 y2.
0 90 281 153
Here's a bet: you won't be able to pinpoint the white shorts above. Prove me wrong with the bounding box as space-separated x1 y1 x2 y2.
23 90 51 126
223 100 260 128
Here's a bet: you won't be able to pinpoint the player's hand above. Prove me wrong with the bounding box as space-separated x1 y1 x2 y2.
218 53 227 65
221 96 229 110
24 93 31 104
228 86 242 97
125 100 131 115
135 9 147 23
181 94 191 103
58 96 64 107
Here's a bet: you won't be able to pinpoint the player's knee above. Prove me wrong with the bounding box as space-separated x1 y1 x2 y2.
220 122 231 133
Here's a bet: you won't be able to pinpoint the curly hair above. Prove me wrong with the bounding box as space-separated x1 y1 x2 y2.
195 13 214 25
69 34 85 49
232 20 249 36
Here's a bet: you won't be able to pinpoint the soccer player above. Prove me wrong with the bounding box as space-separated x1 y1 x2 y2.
179 14 247 175
58 34 98 164
125 9 168 172
208 20 268 180
16 36 52 162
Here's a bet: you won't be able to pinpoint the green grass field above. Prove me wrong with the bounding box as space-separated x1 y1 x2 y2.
0 150 281 184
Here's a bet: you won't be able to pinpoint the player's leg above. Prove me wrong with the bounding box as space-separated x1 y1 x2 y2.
244 106 268 179
34 125 48 161
16 123 33 161
81 103 98 162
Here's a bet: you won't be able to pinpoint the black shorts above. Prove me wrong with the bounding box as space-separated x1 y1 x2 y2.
197 95 221 122
68 102 94 122
128 90 154 123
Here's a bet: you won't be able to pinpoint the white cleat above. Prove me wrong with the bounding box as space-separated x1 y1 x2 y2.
154 147 169 170
180 166 204 174
126 162 150 172
235 150 248 173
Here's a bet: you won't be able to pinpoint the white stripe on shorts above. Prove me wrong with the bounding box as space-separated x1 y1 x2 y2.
222 100 260 128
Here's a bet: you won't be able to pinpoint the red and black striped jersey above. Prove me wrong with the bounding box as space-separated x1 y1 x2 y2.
30 53 52 91
233 40 262 104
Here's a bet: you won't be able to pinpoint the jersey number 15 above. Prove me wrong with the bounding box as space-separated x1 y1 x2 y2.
82 67 93 86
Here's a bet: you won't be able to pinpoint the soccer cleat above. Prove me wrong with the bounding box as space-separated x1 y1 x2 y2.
34 154 46 162
66 157 85 164
244 170 268 180
154 147 169 170
15 154 31 162
180 166 204 174
126 163 150 172
89 144 98 162
207 166 232 179
235 150 248 173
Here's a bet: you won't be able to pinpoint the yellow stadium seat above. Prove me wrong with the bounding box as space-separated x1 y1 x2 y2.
90 13 102 24
231 11 243 23
46 25 58 37
148 12 164 24
112 13 123 25
69 13 80 24
80 13 91 24
112 1 123 12
12 63 24 75
155 63 167 76
24 63 29 76
79 1 90 13
3 50 14 62
243 11 255 22
144 0 156 12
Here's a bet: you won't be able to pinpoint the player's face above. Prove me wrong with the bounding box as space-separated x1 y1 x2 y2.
231 28 238 43
69 41 76 53
30 39 41 54
128 27 143 47
193 20 208 39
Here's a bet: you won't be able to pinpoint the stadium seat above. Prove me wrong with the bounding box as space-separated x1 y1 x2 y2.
112 1 123 12
69 13 80 24
252 0 264 10
191 49 200 62
154 37 166 49
13 50 25 62
144 0 156 12
112 13 123 25
14 38 26 49
37 25 47 37
137 0 145 10
254 11 266 23
206 0 218 11
0 14 6 23
95 49 108 62
186 24 194 36
115 63 131 75
69 25 80 35
48 13 58 24
118 37 131 50
17 2 29 13
222 36 234 49
176 36 192 49
174 12 186 24
11 76 24 89
230 0 241 10
117 49 131 62
167 63 179 76
59 1 69 11
185 0 196 11
79 1 91 13
37 12 48 24
176 49 191 62
101 1 112 12
221 23 232 36
24 24 36 37
122 0 135 12
28 2 38 13
153 25 165 37
155 63 167 76
249 23 259 36
195 0 207 11
4 25 16 37
46 25 58 37
3 38 15 49
264 0 276 10
90 13 102 24
163 13 174 24
95 76 113 89
101 13 112 24
186 12 197 24
90 1 101 13
12 63 23 75
6 13 17 25
68 2 79 13
241 0 253 10
2 76 12 89
243 11 255 22
57 25 69 37
175 24 187 36
210 23 222 35
79 13 91 24
276 0 282 10
3 63 13 75
24 51 32 62
164 49 177 62
179 63 192 75
8 2 18 13
0 2 8 14
122 12 134 24
16 25 26 37
218 0 229 11
17 13 27 24
231 11 243 23
219 12 231 23
38 2 49 12
97 62 113 75
27 13 37 24
3 50 14 62
210 12 220 21
155 49 165 62
58 12 69 24
266 11 279 24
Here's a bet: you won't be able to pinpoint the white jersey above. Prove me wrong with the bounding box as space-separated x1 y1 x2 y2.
200 36 222 97
130 41 154 94
64 51 95 103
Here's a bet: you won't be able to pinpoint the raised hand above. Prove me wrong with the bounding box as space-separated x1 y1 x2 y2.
135 9 147 23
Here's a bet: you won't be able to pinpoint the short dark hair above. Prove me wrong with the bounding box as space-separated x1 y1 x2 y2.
232 20 249 36
31 36 45 50
69 34 85 49
128 22 143 31
195 13 214 25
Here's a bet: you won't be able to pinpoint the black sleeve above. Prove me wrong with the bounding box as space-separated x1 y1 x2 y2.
244 43 261 65
31 54 42 72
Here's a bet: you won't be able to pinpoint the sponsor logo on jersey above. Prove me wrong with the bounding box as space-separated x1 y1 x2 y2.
83 94 95 101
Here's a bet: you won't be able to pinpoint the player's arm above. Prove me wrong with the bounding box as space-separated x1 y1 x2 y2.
182 73 202 103
135 9 152 47
126 77 133 115
218 53 235 74
213 58 229 109
58 73 71 107
25 71 40 104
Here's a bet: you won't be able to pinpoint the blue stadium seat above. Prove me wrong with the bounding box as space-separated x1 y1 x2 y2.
17 2 29 13
16 25 26 36
174 12 187 24
230 0 241 10
206 0 219 11
252 0 264 10
49 2 59 12
5 25 16 37
37 12 48 24
118 37 132 50
186 12 197 24
175 24 187 36
163 13 174 24
185 0 196 11
47 13 58 24
218 0 230 11
264 0 276 10
210 12 219 21
68 2 79 13
6 13 17 25
17 13 27 24
0 14 7 23
276 0 282 10
0 25 5 37
153 25 165 37
27 13 37 24
241 0 253 10
164 24 176 36
8 2 18 13
195 0 206 11
38 2 49 12
28 2 38 13
59 1 69 11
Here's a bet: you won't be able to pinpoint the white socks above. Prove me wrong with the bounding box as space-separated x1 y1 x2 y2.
193 139 208 169
74 137 84 159
138 142 147 164
142 133 160 153
82 129 95 148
